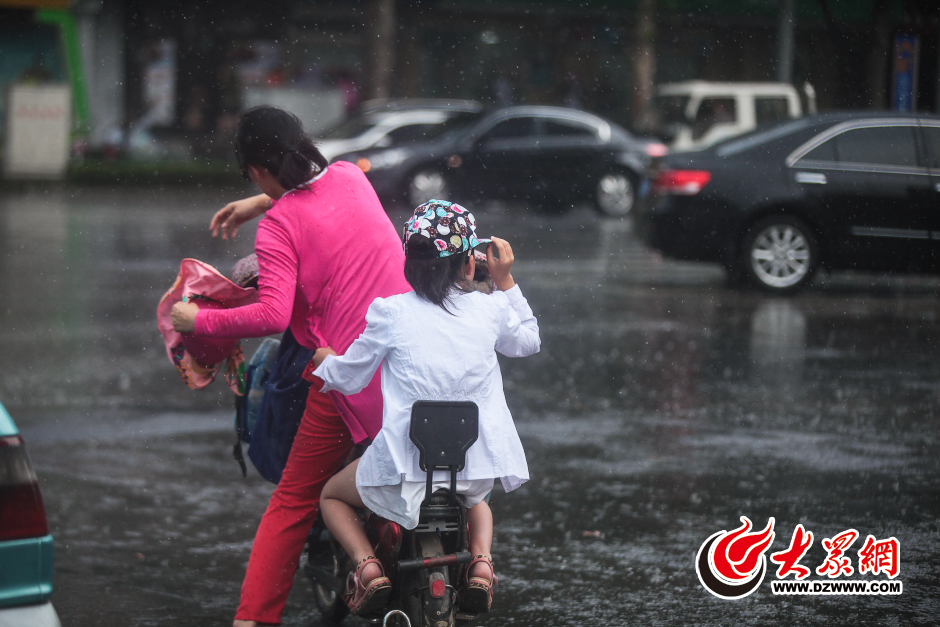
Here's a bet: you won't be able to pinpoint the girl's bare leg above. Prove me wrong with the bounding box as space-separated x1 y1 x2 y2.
233 621 257 627
467 500 494 581
319 459 383 583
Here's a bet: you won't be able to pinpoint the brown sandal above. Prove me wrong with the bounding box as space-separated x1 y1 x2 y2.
344 556 392 615
458 555 497 613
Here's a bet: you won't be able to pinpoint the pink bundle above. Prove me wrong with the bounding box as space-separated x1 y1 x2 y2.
156 258 259 392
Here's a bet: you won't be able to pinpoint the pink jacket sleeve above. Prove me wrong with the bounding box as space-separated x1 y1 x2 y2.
194 215 297 338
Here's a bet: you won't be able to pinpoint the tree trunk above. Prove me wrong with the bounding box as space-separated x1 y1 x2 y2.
776 0 795 83
365 0 396 101
632 0 656 129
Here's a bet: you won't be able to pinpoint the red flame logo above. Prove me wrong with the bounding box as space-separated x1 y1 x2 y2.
696 516 776 599
712 517 776 581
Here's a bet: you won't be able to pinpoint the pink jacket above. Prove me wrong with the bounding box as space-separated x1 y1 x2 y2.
195 161 412 442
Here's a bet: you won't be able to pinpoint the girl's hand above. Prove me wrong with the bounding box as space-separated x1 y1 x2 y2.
210 194 272 240
171 301 200 333
313 346 337 368
486 236 515 291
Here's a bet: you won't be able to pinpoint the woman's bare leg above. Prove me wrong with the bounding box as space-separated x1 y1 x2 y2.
319 459 383 583
467 500 494 581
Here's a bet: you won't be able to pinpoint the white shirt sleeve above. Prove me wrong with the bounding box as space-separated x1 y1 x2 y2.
495 284 540 358
314 298 392 395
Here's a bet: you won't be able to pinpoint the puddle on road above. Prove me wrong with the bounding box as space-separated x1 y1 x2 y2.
3 188 939 626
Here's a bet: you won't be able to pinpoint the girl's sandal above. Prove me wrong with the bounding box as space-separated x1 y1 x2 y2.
458 555 497 613
344 556 392 615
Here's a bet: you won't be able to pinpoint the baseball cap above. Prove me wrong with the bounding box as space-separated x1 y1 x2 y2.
403 199 491 259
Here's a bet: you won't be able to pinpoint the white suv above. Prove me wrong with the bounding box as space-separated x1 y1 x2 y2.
652 81 815 151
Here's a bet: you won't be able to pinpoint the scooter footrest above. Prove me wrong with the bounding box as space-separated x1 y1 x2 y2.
397 551 472 572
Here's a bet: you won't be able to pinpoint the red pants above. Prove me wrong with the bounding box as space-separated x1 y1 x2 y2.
235 386 354 624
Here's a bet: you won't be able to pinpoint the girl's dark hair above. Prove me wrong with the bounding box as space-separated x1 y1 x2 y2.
404 235 471 309
235 106 329 190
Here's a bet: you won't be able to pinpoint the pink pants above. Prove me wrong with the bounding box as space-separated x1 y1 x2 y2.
235 385 354 624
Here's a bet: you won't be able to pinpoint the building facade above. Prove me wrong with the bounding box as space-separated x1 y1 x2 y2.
1 0 939 156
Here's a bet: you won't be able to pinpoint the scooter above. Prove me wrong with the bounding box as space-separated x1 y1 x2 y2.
304 401 483 627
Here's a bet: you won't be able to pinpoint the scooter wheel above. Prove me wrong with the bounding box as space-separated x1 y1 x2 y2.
312 551 350 623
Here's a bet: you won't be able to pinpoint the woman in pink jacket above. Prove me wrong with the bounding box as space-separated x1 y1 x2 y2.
171 106 411 627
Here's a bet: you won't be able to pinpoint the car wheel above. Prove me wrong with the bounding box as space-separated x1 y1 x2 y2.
407 170 449 207
594 171 636 216
741 215 818 293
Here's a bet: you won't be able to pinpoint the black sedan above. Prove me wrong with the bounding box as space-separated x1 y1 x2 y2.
638 112 940 293
332 106 667 216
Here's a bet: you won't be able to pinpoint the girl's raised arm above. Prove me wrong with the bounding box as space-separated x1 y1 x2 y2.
488 237 539 358
495 286 540 358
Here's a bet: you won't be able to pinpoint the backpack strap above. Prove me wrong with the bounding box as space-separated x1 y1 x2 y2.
233 394 248 477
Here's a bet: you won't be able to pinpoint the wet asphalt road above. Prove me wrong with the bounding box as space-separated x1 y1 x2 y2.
1 185 939 626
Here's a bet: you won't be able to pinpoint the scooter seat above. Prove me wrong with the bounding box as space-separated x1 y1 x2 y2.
410 401 479 506
410 401 479 472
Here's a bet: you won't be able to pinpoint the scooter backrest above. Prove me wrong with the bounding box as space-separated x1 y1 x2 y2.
409 401 479 472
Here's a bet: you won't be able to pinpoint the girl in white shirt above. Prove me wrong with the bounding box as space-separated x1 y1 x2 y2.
311 200 540 616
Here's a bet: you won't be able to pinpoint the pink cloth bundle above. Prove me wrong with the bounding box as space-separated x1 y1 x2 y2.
156 258 259 392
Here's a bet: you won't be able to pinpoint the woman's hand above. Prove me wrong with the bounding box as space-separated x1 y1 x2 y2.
312 347 338 369
171 301 200 333
486 236 515 292
210 194 272 240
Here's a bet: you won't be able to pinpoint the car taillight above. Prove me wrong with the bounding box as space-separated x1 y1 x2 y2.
0 435 49 541
644 142 669 158
652 170 711 195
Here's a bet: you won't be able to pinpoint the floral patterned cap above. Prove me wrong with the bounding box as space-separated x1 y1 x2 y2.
403 199 491 258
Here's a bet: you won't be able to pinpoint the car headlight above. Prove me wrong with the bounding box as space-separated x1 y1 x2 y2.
366 149 411 171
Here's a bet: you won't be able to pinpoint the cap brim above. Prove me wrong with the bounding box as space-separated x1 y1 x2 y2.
472 238 492 251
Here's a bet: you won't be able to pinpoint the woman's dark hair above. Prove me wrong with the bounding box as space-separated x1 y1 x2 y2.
404 235 471 309
235 106 329 190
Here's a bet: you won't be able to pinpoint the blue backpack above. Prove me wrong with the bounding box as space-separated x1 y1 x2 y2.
234 327 315 484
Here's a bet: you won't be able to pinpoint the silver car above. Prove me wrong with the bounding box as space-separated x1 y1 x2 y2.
315 100 482 161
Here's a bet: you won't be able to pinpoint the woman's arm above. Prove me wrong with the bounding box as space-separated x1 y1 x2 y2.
210 194 272 240
171 301 199 332
195 217 297 338
313 299 392 395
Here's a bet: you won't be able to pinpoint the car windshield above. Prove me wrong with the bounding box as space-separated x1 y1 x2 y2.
322 116 378 139
430 111 487 142
323 111 483 143
714 118 814 157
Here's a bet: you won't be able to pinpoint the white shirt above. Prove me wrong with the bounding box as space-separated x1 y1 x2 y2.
314 285 540 492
